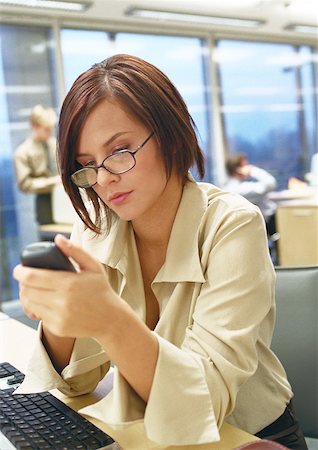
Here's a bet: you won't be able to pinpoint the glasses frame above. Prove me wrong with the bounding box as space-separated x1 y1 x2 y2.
71 131 154 188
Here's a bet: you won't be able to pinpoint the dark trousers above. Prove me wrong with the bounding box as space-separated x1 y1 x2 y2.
36 193 53 225
266 213 277 237
255 400 308 450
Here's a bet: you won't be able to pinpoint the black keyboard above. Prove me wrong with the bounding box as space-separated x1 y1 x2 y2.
0 362 120 449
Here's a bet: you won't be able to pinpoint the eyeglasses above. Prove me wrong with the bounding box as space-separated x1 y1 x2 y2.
71 132 154 188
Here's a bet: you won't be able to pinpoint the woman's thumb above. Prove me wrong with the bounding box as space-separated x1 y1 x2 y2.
54 234 102 272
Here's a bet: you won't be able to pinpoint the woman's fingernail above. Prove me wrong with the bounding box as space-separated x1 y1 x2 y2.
56 233 69 244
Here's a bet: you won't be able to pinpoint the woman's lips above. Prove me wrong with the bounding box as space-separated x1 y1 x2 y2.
108 191 132 205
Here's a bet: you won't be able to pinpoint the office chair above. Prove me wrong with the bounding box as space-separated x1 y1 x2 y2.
271 266 318 439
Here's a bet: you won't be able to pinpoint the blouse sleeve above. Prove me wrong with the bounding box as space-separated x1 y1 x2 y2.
15 322 110 396
233 166 277 202
16 218 111 397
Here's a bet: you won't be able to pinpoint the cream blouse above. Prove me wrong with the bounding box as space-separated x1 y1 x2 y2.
16 180 292 446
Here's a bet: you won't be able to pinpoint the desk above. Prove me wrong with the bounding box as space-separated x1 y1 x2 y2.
268 188 318 266
0 314 258 450
276 205 318 266
268 186 318 207
38 223 73 241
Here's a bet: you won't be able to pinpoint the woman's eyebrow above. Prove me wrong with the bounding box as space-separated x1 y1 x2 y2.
102 131 130 149
77 131 131 157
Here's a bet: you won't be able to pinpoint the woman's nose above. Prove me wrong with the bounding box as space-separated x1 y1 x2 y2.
95 167 119 186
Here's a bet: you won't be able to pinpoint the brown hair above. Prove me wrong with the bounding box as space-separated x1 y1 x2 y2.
57 53 205 233
225 153 246 176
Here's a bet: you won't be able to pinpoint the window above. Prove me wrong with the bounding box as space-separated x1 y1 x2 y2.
61 29 113 92
1 25 317 302
216 40 317 189
0 24 58 301
61 30 213 181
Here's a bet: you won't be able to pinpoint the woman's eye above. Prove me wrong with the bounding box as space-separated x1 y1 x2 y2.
111 146 128 155
82 160 96 167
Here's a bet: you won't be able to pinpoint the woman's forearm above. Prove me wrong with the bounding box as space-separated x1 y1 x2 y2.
96 298 159 403
42 324 75 374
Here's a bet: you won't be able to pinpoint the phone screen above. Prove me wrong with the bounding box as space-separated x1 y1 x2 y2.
21 242 76 272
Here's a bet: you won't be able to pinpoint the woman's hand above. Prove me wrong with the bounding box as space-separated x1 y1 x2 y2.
236 164 253 178
14 235 159 401
13 234 120 339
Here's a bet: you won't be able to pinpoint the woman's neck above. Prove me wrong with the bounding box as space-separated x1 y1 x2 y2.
132 175 184 250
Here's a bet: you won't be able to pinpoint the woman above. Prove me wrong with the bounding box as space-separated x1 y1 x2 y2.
14 54 307 449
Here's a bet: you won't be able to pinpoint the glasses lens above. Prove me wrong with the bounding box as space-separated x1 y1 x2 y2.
71 167 97 188
104 151 135 173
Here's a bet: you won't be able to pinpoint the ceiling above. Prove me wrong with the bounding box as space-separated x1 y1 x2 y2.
0 0 317 41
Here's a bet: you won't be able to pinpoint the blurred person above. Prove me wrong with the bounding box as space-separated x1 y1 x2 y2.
14 104 61 225
224 153 277 236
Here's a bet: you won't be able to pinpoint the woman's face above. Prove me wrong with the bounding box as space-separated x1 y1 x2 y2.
33 124 54 142
77 98 178 222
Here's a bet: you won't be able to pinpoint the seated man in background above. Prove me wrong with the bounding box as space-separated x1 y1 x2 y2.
14 104 61 225
223 153 277 237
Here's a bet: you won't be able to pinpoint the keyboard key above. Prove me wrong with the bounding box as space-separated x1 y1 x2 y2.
0 362 120 449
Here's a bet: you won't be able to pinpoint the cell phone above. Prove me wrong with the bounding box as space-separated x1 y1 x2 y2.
21 241 76 272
